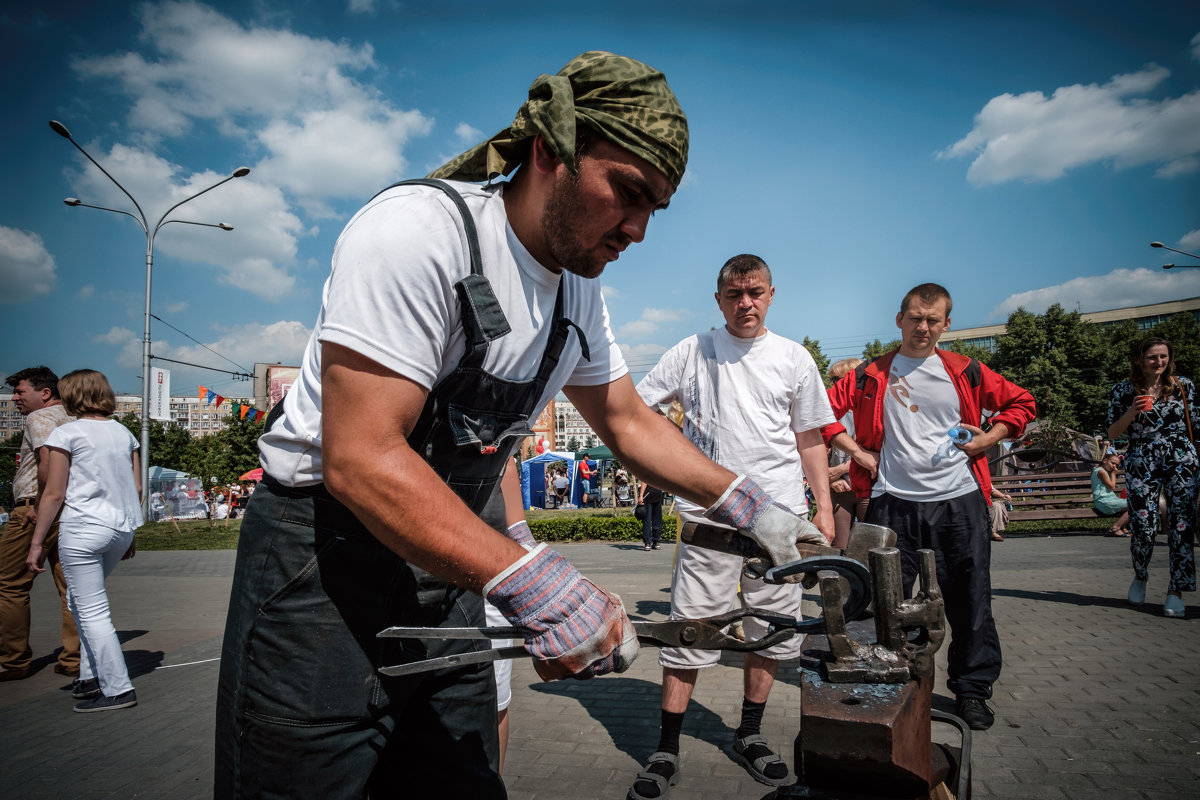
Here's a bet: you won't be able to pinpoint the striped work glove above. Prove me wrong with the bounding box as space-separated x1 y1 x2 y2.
485 543 638 681
705 475 828 580
505 520 536 550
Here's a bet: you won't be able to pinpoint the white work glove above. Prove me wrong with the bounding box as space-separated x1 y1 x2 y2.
705 475 827 581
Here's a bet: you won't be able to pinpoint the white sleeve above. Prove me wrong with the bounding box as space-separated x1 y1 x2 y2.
564 284 628 386
635 339 691 407
790 346 836 433
317 193 463 390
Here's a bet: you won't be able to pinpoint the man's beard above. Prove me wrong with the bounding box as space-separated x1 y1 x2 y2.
540 168 623 279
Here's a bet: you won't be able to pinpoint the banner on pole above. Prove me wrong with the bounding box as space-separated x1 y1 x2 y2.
150 368 171 421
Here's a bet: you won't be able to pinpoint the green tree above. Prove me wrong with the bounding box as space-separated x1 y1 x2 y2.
991 304 1108 432
567 436 580 453
584 434 597 449
802 337 831 387
115 412 194 471
862 339 900 361
0 430 20 507
942 339 996 365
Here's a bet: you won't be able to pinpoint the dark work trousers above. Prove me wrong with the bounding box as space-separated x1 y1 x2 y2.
866 491 1001 700
214 481 506 799
641 500 663 548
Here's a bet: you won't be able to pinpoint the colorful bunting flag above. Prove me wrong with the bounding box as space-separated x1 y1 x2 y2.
240 405 251 420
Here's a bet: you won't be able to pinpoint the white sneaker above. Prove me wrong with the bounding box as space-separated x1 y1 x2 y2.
1128 578 1147 605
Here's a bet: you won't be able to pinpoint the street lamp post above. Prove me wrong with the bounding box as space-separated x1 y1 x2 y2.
50 120 249 517
1150 241 1200 269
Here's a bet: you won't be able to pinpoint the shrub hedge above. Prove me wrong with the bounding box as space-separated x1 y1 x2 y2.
525 509 678 543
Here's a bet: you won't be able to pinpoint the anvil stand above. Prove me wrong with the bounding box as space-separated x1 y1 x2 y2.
770 547 971 800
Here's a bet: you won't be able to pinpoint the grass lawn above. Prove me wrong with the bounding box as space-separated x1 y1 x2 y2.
136 518 242 550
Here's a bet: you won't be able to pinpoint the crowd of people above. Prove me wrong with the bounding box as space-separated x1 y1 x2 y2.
1 48 1194 800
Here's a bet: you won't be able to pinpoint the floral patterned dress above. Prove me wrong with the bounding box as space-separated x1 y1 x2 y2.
1107 377 1198 592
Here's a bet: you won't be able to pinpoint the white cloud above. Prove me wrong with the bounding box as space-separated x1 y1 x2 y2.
1192 31 1200 61
165 300 188 313
71 1 433 209
77 284 95 300
0 226 56 302
614 307 687 340
601 285 620 300
64 146 305 300
347 0 377 14
455 122 483 143
254 101 432 207
1179 229 1200 252
93 326 143 371
989 267 1200 320
940 66 1200 184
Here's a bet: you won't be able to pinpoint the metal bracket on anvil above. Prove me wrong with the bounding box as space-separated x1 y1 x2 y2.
819 546 946 684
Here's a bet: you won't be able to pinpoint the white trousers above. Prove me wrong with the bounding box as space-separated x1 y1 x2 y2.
58 524 135 696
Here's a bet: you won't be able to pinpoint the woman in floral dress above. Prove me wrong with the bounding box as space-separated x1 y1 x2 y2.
1107 336 1197 618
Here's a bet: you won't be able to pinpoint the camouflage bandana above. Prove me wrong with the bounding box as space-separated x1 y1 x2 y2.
428 51 688 188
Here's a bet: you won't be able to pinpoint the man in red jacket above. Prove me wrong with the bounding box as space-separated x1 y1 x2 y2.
822 283 1035 731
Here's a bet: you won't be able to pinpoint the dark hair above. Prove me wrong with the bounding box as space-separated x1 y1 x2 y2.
1129 336 1175 391
6 366 60 398
57 369 117 417
717 254 772 291
900 283 953 315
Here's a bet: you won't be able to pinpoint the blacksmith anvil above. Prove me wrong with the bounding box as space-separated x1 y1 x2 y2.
776 547 969 800
681 522 968 799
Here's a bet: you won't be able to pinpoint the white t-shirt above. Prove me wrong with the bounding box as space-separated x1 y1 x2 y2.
260 180 627 486
636 328 835 515
44 419 143 532
873 354 977 501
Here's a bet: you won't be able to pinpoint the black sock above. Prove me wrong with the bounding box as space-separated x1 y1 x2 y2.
737 698 766 738
632 711 684 799
657 709 685 755
736 699 787 780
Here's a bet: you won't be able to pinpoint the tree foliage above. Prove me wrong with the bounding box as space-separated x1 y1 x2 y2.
982 306 1200 436
802 337 831 387
862 338 900 361
117 410 265 486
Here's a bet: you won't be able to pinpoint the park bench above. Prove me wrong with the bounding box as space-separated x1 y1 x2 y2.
992 469 1124 521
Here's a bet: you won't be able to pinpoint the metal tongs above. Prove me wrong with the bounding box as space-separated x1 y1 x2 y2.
377 549 872 678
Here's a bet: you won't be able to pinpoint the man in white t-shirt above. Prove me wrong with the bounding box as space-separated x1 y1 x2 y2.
822 283 1036 731
629 255 835 797
216 54 826 799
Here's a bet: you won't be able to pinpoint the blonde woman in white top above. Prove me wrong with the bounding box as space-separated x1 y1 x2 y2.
26 369 142 712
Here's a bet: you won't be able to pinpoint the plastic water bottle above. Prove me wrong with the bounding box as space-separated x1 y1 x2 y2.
948 426 973 445
934 426 972 465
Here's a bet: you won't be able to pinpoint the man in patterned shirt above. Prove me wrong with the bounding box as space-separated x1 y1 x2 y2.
0 366 80 680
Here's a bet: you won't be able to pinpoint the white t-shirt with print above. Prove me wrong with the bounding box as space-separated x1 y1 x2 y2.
873 354 977 501
636 328 835 515
260 180 627 486
45 419 143 532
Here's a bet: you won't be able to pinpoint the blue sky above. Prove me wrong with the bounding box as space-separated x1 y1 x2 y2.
2 0 1199 400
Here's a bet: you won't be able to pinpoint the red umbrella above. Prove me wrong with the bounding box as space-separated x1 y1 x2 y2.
239 467 264 482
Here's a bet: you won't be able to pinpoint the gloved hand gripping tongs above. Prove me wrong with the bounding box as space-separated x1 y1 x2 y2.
378 566 870 679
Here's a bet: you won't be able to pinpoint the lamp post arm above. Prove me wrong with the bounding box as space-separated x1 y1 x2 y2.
1150 242 1200 260
151 173 241 240
63 201 149 234
62 136 149 231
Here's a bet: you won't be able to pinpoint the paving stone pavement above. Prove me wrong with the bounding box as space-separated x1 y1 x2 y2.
1 534 1196 799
